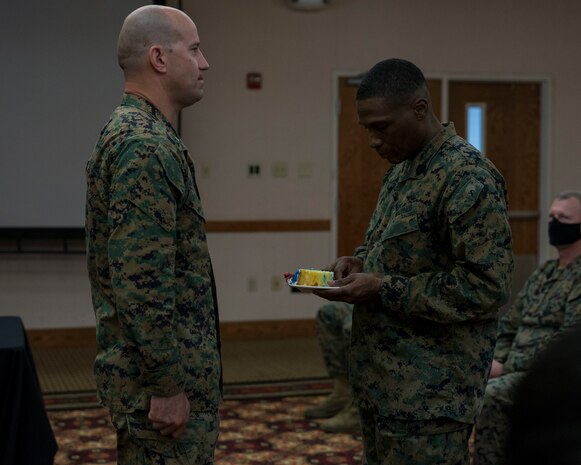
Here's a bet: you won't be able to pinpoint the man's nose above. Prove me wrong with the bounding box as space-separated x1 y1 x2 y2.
368 134 381 148
199 51 209 70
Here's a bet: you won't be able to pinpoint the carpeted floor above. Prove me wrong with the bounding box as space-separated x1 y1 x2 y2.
33 337 328 393
36 339 478 464
37 338 357 464
46 382 362 465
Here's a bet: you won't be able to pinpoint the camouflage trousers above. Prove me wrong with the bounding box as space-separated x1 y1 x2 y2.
316 302 353 378
473 371 525 465
111 409 220 465
359 407 472 465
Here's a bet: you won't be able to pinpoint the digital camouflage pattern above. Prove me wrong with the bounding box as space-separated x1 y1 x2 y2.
493 257 581 371
474 256 581 465
359 407 472 465
86 94 221 414
351 123 514 423
473 372 524 465
113 410 220 465
316 302 353 378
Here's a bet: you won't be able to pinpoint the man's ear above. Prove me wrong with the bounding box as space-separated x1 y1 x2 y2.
413 97 428 121
148 45 167 73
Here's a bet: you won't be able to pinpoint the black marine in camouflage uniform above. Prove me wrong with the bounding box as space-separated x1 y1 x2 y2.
315 58 513 465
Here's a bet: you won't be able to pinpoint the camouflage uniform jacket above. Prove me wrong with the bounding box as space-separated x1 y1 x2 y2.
494 256 581 374
351 123 513 423
85 94 222 414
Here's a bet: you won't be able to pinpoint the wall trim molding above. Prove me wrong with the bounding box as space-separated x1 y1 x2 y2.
206 220 330 233
1 221 330 254
27 319 317 348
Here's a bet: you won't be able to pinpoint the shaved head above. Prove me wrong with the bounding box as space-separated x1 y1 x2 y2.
117 5 187 73
116 5 209 119
357 58 429 106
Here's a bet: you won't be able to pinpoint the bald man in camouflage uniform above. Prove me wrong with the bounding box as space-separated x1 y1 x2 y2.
315 58 513 465
474 191 581 465
86 6 221 465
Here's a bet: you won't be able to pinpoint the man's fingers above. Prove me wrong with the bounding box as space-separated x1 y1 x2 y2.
151 420 167 430
150 418 176 435
160 423 179 436
150 418 188 437
313 287 348 302
171 423 187 439
147 391 190 437
330 276 350 287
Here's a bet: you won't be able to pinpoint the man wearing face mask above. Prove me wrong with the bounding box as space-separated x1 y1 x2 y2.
474 191 581 465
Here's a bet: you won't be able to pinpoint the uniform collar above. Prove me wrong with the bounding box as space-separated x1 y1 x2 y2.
399 122 457 181
120 93 185 148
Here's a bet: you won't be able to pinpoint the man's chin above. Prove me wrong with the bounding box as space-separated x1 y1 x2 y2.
185 91 204 107
382 154 404 164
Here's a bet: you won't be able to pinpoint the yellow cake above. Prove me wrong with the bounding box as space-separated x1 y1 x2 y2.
290 268 334 287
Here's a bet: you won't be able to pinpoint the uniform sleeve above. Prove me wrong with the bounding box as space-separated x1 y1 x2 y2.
378 172 514 323
353 244 368 262
562 276 581 328
493 279 530 362
107 139 185 397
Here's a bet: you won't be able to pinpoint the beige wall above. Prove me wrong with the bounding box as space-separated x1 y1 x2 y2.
184 0 580 223
2 0 580 329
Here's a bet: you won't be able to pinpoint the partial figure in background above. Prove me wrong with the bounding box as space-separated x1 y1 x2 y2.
85 6 222 465
304 302 359 433
505 322 581 465
315 58 513 465
474 191 581 465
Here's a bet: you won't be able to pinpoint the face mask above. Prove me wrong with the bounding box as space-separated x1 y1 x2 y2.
548 218 581 246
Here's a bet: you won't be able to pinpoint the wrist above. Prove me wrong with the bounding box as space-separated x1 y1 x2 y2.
378 275 410 311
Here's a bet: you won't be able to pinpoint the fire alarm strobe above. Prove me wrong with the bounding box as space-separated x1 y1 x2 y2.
246 72 262 89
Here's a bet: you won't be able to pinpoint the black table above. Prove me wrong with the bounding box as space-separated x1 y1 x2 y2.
0 316 57 465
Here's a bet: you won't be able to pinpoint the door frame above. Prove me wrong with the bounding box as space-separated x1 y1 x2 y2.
331 71 553 263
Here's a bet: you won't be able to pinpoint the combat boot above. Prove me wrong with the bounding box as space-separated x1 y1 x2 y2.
320 401 360 433
304 377 351 419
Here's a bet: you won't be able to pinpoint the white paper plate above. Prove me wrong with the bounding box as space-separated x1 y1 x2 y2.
287 282 334 293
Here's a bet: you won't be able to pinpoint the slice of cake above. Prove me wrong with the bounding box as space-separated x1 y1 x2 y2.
289 268 334 287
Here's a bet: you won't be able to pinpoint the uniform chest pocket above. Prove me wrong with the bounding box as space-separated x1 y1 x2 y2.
381 214 419 241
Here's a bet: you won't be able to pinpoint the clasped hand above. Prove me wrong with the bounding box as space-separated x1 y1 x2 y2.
148 391 190 439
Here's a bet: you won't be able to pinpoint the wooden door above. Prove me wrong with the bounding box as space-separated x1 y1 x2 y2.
448 81 541 298
448 81 541 256
337 78 442 257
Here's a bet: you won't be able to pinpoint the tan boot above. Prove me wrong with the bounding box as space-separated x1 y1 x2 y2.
320 401 360 433
304 377 351 419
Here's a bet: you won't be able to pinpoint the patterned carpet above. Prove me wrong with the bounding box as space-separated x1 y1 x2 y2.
46 381 364 465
